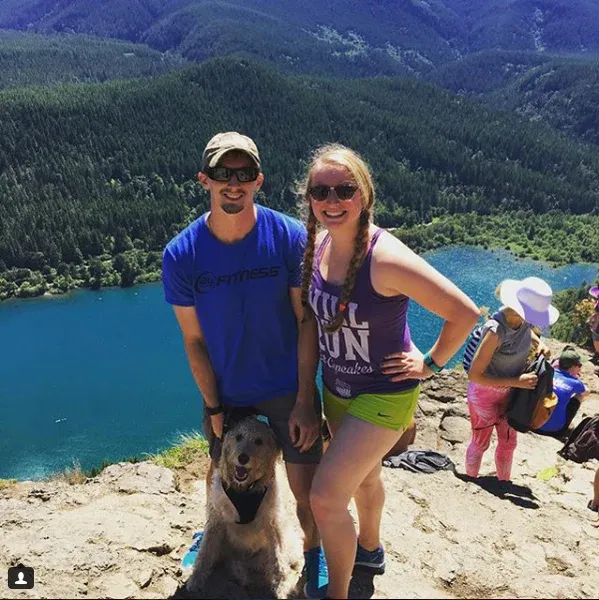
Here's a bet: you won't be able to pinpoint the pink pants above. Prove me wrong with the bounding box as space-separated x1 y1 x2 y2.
465 382 517 481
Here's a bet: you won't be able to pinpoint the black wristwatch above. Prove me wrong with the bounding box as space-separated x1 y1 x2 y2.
205 404 224 416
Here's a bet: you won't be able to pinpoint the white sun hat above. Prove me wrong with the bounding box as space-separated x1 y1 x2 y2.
499 276 560 328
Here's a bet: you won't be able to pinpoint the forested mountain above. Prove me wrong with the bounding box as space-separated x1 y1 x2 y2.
3 0 599 147
3 0 599 146
2 2 599 300
427 50 552 95
449 0 599 54
0 31 186 89
2 0 599 78
429 50 599 146
4 19 599 147
0 0 457 78
1 57 599 300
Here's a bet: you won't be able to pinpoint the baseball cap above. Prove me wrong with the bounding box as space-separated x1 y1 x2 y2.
558 346 582 370
202 132 261 170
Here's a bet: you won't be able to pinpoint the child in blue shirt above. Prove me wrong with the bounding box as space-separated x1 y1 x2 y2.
538 346 589 437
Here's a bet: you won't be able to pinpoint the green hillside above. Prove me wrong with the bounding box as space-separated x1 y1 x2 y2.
139 2 421 78
0 0 464 76
0 0 170 40
0 31 187 89
455 0 599 54
493 58 599 145
427 50 552 95
6 0 599 79
1 57 599 299
427 50 599 145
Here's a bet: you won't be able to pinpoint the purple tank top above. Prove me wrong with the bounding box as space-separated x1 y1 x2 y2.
309 228 418 399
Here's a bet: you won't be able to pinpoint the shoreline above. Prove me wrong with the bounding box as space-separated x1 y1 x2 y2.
1 242 596 305
1 256 597 482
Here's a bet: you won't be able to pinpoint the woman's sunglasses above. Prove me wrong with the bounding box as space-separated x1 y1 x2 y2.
204 166 260 183
308 184 358 202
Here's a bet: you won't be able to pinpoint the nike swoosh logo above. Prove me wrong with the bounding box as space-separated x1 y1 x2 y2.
377 412 391 418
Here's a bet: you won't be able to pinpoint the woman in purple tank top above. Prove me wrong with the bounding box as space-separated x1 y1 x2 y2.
298 144 480 600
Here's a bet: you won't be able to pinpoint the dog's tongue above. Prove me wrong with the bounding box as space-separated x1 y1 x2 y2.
235 466 248 480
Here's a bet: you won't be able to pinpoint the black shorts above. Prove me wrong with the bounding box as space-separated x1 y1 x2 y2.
203 391 323 465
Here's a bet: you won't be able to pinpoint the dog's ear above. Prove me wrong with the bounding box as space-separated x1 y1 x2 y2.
263 422 279 451
265 424 277 446
252 418 278 450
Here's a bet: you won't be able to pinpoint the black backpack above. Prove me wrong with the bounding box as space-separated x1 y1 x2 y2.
506 354 556 433
558 415 599 464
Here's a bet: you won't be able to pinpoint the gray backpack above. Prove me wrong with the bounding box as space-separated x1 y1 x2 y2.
383 450 456 473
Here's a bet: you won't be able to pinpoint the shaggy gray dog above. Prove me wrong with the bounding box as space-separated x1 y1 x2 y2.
186 417 293 598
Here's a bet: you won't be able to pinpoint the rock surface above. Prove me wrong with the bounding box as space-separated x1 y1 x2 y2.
2 340 599 599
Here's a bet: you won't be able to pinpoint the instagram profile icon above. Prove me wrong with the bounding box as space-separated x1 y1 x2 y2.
7 564 34 589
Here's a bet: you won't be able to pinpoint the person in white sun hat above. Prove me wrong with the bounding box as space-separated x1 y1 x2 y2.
499 276 560 328
464 276 558 483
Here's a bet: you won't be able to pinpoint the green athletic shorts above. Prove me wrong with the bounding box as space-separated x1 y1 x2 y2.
323 385 420 431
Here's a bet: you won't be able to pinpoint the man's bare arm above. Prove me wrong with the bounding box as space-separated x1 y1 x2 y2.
290 287 319 405
172 305 220 410
286 287 320 452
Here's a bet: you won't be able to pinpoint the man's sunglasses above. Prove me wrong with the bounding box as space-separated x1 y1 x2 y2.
204 166 260 183
308 184 358 202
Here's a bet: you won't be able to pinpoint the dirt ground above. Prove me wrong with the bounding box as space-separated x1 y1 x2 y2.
2 340 599 599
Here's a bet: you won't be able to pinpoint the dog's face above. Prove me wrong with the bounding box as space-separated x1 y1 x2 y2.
220 417 279 491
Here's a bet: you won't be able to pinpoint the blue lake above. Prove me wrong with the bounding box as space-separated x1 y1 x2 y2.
0 246 596 480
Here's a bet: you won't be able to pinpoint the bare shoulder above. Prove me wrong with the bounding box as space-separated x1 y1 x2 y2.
371 229 421 273
368 228 479 320
370 228 455 298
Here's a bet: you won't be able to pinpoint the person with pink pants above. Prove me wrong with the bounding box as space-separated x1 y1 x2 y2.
465 382 517 480
466 278 558 481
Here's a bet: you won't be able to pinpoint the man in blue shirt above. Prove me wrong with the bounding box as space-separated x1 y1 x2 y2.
162 132 327 597
537 346 589 437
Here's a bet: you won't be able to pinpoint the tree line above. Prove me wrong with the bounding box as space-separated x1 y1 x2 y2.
2 58 599 300
0 31 185 90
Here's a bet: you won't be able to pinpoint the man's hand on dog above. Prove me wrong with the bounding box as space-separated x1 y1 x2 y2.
288 401 319 453
211 413 225 439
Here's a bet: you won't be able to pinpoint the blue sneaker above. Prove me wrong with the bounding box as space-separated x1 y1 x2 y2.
354 542 385 575
302 546 329 599
181 531 204 569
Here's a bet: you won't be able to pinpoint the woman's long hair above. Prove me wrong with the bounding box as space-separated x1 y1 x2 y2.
298 144 376 333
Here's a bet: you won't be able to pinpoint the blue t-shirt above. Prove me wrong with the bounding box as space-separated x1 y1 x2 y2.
162 205 306 406
538 369 586 432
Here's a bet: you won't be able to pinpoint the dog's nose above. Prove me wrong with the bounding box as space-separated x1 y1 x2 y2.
238 453 250 465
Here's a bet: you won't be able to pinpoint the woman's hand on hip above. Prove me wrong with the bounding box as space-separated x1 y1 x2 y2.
381 347 433 381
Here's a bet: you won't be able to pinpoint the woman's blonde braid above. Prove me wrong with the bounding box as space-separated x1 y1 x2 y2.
324 210 371 333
